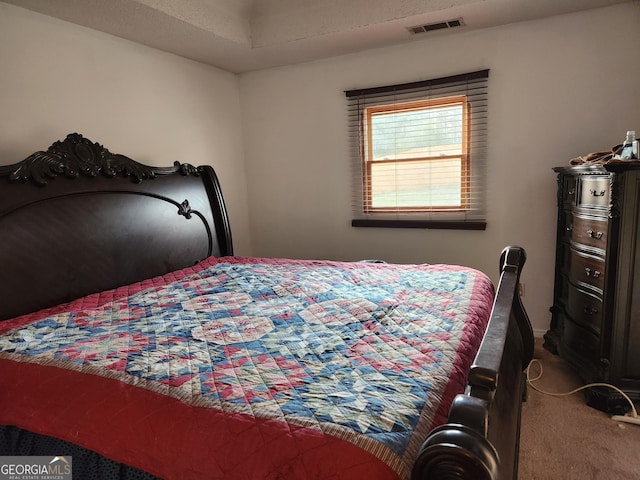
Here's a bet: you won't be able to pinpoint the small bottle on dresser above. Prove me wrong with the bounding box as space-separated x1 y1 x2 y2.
620 130 638 160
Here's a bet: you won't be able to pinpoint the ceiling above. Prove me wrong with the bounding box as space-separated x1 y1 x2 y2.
3 0 630 73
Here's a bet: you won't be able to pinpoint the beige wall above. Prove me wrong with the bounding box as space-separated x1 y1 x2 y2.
0 2 252 255
239 3 640 335
3 1 640 335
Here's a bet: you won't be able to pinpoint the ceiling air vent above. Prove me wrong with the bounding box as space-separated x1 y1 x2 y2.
408 18 464 35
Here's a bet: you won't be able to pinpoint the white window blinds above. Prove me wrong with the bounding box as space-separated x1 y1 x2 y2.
346 70 489 229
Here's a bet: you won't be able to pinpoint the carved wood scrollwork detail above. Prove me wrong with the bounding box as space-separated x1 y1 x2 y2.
608 172 622 219
176 198 214 257
175 161 200 177
178 199 193 219
6 133 199 186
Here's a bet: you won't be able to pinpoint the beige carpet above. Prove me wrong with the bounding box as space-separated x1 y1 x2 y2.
518 339 640 480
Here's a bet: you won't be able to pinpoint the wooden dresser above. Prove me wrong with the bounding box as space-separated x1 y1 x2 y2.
545 162 640 413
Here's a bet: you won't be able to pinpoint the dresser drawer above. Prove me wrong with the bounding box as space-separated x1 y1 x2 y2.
562 175 577 205
579 175 610 208
560 210 573 242
566 285 603 334
571 214 608 251
569 249 605 292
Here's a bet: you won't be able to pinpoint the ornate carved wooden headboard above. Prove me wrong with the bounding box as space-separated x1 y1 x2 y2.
0 133 233 321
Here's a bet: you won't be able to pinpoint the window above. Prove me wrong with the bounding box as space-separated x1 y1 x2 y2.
346 70 488 229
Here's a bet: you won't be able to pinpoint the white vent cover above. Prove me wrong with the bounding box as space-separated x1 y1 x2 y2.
408 18 464 34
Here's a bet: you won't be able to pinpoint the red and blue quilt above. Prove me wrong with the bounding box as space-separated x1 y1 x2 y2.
0 256 494 480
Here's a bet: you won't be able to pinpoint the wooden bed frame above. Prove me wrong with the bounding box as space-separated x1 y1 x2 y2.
0 133 534 480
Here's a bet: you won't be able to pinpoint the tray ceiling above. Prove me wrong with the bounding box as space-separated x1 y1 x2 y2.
2 0 630 73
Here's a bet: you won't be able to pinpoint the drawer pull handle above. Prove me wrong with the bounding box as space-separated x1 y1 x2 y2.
587 230 604 239
584 267 602 278
566 225 573 231
568 189 575 196
583 306 599 315
590 189 606 197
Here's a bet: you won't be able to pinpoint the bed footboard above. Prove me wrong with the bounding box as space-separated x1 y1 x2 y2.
412 246 533 480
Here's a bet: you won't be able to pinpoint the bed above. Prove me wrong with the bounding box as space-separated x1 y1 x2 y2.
0 133 534 480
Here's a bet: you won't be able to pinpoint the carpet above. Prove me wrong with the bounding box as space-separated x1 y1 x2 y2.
518 339 640 479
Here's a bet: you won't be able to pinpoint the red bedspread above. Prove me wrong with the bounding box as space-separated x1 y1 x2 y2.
0 256 494 480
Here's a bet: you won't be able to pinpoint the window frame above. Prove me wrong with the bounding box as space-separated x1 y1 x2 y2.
346 69 488 230
362 95 471 214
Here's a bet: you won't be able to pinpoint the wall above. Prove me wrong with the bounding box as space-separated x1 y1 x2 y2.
2 1 639 335
239 3 640 335
0 2 252 255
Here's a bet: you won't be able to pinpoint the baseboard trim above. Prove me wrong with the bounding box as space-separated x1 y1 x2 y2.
533 328 547 338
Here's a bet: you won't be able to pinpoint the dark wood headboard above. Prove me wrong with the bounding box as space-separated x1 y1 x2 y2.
0 133 233 321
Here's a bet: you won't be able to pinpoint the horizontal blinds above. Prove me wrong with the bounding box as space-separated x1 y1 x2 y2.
346 70 489 224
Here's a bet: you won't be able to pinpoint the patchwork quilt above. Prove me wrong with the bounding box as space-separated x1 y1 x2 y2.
0 256 494 480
